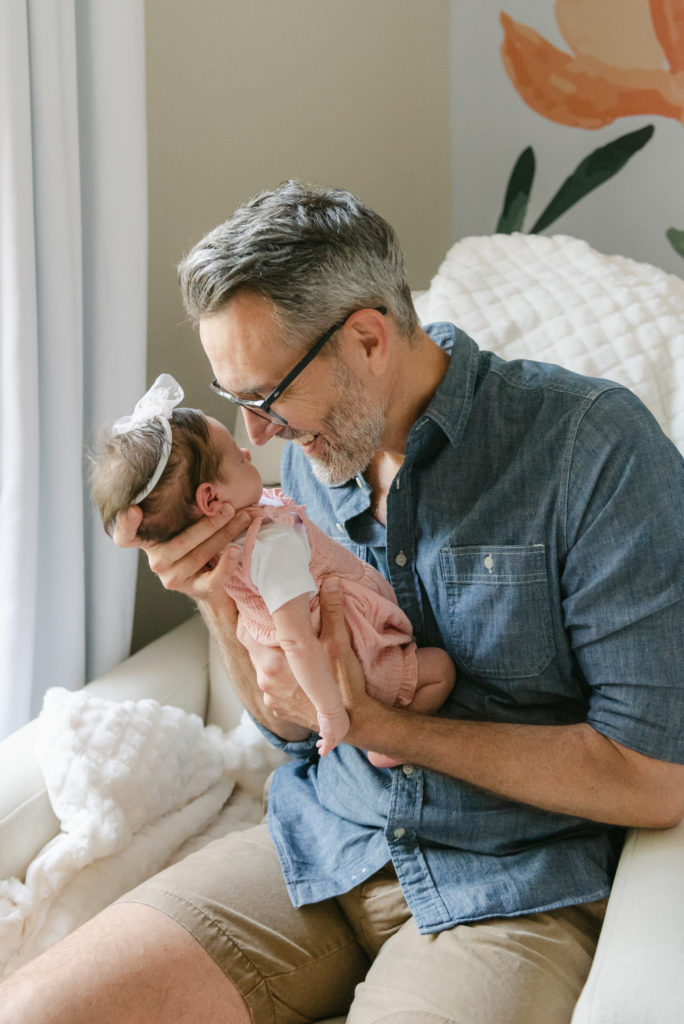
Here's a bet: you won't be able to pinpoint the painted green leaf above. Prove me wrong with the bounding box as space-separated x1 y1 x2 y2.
530 124 655 234
666 227 684 258
496 146 535 233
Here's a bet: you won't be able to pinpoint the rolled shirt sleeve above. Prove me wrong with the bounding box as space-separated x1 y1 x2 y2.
561 389 684 762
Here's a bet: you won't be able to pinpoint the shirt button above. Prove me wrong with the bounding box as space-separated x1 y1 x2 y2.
395 551 407 567
402 764 415 777
393 827 406 839
336 522 345 533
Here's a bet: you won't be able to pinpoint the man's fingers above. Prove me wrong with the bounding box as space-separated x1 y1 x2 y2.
150 506 240 567
318 576 348 650
212 544 243 584
147 509 250 590
112 506 144 548
319 575 368 710
171 547 242 604
262 685 317 730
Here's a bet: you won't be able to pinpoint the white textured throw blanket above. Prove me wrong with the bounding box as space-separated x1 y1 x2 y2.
414 234 684 453
0 688 284 978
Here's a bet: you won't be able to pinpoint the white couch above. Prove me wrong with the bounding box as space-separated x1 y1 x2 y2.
2 233 683 1021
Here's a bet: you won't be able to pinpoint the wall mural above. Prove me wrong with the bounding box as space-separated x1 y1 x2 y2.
490 0 684 262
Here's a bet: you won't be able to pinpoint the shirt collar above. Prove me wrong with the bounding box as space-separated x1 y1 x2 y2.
410 322 481 453
328 471 372 521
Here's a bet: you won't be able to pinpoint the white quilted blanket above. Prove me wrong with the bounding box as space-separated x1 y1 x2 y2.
0 688 284 978
414 234 684 453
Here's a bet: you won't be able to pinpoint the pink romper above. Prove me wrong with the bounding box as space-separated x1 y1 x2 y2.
225 490 417 708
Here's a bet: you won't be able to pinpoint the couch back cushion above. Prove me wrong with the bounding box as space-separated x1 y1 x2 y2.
414 233 684 453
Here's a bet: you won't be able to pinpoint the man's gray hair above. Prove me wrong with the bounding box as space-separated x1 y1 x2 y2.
177 180 418 347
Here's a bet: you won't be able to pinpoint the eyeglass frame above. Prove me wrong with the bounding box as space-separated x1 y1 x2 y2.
209 306 387 427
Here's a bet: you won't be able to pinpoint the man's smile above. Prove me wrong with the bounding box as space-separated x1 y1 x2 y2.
291 431 319 450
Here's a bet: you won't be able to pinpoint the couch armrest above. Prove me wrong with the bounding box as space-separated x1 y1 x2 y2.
85 614 210 712
0 616 210 882
572 821 684 1023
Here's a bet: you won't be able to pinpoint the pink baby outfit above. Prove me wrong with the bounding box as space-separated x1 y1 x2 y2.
226 489 418 708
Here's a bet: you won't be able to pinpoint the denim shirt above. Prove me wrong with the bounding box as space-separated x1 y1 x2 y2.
259 323 684 934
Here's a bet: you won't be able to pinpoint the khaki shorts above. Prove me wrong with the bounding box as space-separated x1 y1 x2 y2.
121 822 606 1024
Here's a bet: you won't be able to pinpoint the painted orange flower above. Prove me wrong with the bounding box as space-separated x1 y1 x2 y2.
501 0 684 128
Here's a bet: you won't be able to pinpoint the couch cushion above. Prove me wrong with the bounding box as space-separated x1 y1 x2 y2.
415 233 684 453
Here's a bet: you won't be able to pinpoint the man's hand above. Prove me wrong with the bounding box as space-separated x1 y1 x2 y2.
243 638 318 732
112 502 250 603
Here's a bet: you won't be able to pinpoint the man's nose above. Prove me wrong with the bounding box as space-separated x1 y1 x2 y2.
243 408 282 445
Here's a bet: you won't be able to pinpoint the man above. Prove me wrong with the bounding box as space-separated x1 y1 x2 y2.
2 181 683 1024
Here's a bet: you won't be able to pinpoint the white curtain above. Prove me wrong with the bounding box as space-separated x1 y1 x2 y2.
0 0 147 739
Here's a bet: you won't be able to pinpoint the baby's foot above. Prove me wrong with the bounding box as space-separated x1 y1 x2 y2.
316 707 350 757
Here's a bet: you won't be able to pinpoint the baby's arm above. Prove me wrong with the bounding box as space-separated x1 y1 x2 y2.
272 593 350 756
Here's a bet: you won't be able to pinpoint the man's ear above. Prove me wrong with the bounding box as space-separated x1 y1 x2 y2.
195 482 231 518
347 307 390 376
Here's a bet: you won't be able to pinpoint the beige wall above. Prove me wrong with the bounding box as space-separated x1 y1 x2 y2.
133 0 453 651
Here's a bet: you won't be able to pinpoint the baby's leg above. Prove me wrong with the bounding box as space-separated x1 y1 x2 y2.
367 648 455 769
407 647 456 713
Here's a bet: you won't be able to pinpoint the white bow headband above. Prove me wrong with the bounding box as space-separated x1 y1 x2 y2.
112 373 184 504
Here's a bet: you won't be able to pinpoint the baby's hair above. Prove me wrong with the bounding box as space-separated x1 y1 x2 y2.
89 408 221 543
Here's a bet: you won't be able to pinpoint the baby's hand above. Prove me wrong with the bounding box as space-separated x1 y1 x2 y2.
316 707 351 757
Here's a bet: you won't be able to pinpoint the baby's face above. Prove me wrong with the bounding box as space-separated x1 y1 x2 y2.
207 417 263 509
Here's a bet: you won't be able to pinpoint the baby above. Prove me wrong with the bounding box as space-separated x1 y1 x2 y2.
90 375 455 763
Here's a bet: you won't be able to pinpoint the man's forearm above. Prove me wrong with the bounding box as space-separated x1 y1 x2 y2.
347 700 684 829
198 594 311 742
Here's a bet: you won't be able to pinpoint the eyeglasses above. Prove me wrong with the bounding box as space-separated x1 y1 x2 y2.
209 306 387 427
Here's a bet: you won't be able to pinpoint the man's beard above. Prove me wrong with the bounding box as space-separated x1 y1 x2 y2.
282 360 387 486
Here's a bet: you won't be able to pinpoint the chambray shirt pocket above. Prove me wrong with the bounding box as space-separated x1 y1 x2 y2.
439 544 556 678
